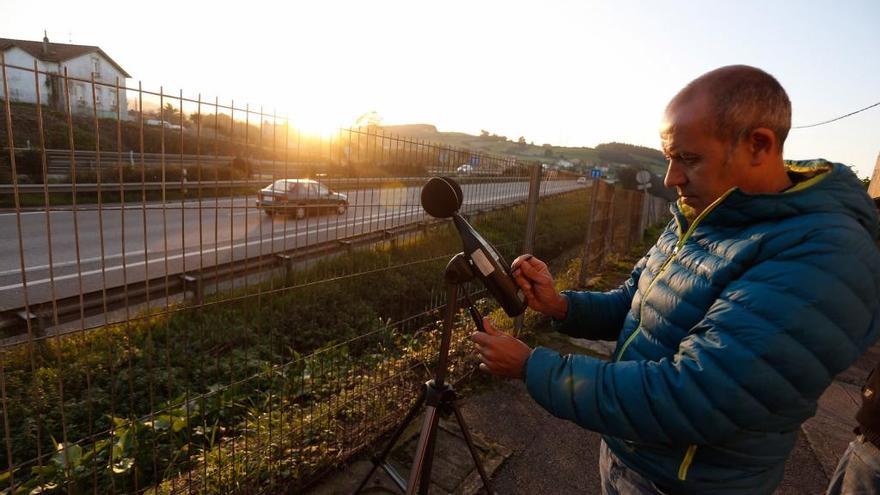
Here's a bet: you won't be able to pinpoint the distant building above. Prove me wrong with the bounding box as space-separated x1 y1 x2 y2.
0 33 130 119
556 159 573 169
868 152 880 201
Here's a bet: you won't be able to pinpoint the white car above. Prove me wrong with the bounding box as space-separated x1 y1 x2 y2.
456 164 473 175
577 176 587 184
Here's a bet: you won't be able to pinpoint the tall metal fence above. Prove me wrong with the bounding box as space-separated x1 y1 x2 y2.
0 58 669 493
575 179 669 287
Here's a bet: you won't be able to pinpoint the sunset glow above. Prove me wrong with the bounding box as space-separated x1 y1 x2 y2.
2 0 878 176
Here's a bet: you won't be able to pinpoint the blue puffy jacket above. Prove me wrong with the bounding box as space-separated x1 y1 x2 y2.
525 161 880 494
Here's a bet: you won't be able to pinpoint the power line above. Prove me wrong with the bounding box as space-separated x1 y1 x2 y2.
792 100 880 129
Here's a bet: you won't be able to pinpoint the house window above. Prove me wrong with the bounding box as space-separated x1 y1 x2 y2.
75 83 87 105
91 57 101 79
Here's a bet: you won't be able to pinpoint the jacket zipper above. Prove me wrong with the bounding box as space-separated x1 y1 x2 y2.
612 189 735 481
678 445 698 480
614 188 735 363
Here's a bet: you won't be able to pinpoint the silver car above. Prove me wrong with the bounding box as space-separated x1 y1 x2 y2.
256 179 348 219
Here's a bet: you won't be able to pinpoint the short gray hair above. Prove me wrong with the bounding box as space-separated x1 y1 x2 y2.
669 65 791 151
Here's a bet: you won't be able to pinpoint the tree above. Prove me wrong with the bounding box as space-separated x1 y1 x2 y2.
354 110 382 129
160 102 181 125
480 129 490 138
616 166 638 189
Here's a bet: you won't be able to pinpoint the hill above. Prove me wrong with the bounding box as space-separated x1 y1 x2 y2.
380 124 667 176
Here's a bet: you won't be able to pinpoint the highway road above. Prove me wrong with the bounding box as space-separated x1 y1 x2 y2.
0 179 586 311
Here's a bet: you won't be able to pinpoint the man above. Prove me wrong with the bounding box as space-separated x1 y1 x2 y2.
826 364 880 494
825 189 880 495
472 65 880 494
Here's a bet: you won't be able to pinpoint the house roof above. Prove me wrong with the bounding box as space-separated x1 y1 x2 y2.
0 37 131 78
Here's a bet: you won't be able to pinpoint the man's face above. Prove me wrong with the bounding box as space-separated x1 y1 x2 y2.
660 95 744 215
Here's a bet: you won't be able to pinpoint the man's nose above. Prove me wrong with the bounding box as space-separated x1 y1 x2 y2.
664 160 686 189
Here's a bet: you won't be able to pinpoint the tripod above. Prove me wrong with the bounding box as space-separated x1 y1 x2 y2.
354 253 494 495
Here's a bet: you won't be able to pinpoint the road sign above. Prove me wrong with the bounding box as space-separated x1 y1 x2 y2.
591 168 602 178
636 170 652 184
469 155 480 166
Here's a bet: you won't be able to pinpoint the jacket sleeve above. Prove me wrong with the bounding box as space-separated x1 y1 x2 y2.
525 225 880 446
550 254 648 341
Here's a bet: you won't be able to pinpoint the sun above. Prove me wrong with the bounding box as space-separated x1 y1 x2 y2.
275 91 366 139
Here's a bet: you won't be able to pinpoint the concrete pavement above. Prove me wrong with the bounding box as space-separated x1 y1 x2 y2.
312 335 874 494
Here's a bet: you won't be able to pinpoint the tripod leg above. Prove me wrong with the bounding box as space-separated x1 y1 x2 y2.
406 405 441 495
354 387 427 494
452 402 494 494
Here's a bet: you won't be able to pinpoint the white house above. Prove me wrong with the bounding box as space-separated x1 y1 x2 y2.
0 33 130 119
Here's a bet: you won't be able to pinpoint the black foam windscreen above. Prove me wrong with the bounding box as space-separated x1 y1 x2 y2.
421 177 462 218
441 177 463 211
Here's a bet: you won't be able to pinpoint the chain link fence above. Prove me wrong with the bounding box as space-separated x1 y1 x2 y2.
0 58 669 493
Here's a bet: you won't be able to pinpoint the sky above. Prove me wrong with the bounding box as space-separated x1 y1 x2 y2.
1 0 879 177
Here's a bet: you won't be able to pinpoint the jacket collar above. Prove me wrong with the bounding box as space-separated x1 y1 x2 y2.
669 160 879 240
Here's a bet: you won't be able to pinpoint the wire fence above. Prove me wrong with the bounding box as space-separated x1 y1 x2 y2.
0 58 669 494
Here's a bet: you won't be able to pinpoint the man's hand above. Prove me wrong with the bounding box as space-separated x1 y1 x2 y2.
471 318 533 379
511 255 568 320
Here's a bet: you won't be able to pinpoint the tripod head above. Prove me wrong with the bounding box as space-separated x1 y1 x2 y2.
444 252 475 284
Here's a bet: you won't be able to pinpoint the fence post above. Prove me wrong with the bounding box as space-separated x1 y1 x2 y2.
522 163 541 255
637 188 650 244
515 163 542 333
604 185 616 258
622 190 633 252
577 178 600 287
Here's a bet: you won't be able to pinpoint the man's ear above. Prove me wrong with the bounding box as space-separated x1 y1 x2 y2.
747 127 777 166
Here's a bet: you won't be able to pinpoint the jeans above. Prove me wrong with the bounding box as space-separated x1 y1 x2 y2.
600 440 672 495
826 435 880 495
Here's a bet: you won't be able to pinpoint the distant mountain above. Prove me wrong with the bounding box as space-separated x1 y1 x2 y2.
381 124 440 137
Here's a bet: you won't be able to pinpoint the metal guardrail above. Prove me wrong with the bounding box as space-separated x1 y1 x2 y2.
3 148 282 174
0 176 553 195
0 179 260 194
